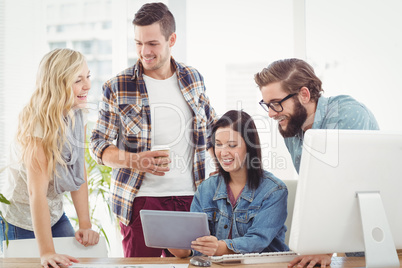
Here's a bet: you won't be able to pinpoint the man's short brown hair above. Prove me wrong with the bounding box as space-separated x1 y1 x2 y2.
132 2 175 40
254 58 323 102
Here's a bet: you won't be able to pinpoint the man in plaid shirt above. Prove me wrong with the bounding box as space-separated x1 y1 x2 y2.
90 2 216 257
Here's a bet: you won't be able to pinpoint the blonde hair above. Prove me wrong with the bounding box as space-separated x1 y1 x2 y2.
16 48 86 177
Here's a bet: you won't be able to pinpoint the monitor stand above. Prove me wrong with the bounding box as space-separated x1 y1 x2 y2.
357 192 400 268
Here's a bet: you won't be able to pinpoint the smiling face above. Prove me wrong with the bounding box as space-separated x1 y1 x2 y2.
214 127 248 176
134 22 175 79
260 82 307 137
72 61 91 109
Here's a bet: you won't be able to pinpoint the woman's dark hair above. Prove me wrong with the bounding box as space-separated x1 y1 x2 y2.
212 110 263 190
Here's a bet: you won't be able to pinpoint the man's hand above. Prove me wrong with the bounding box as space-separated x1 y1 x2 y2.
288 254 332 268
128 150 171 175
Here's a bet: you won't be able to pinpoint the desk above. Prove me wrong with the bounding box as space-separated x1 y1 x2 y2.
1 256 402 268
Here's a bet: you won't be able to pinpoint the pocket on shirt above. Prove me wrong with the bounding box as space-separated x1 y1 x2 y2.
236 211 257 235
119 104 143 136
206 210 220 236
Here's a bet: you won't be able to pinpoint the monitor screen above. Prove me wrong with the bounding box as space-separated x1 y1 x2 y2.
289 130 402 267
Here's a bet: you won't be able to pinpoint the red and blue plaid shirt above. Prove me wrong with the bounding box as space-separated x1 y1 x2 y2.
90 58 217 225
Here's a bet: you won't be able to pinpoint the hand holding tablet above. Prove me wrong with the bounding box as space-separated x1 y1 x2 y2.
140 210 210 250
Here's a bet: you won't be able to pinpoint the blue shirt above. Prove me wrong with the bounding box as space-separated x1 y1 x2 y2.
285 95 379 172
190 170 289 255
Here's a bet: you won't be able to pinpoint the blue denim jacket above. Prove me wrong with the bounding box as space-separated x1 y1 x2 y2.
191 170 289 255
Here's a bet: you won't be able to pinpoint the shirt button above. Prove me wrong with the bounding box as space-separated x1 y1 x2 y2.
224 225 228 229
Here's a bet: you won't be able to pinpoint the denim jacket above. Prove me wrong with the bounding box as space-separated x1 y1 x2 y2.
191 170 289 255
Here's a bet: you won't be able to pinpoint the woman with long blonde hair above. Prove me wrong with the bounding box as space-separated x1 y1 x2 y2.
0 48 99 268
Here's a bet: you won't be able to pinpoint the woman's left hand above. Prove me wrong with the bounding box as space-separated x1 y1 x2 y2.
191 235 219 256
75 228 100 246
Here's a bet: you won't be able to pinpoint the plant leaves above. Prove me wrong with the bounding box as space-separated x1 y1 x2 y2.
0 193 11 205
64 132 115 249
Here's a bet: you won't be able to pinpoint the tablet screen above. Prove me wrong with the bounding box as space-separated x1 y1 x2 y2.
140 210 210 249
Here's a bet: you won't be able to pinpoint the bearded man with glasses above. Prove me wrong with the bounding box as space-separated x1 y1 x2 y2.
254 58 379 268
255 58 379 173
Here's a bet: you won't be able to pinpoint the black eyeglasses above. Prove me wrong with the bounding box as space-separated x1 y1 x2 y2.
259 93 297 113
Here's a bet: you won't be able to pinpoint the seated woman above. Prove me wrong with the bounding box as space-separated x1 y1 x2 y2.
169 110 289 257
0 48 99 268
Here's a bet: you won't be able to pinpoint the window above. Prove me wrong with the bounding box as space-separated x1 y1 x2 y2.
102 21 112 30
73 40 94 55
97 40 112 55
49 41 67 50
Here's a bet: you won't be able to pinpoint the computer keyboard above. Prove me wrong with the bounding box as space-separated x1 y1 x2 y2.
210 251 298 264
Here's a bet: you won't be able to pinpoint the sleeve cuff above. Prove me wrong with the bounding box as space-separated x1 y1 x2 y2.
91 140 112 165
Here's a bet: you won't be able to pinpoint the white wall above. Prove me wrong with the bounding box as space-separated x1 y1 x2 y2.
306 0 402 132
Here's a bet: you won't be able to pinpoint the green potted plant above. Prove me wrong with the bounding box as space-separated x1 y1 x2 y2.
0 165 11 247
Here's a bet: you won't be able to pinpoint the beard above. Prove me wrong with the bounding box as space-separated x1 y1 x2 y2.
278 99 308 138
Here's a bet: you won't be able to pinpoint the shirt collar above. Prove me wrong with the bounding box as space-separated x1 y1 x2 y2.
295 95 328 141
213 175 254 203
312 95 329 129
131 57 182 80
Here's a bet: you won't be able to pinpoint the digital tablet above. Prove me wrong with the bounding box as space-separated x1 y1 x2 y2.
140 209 210 249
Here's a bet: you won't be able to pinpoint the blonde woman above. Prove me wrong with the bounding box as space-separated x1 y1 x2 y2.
0 48 99 268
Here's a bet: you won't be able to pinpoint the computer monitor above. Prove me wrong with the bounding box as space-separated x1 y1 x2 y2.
289 129 402 267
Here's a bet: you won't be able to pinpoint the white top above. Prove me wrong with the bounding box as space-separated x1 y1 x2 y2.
1 128 64 230
0 110 87 230
138 73 194 197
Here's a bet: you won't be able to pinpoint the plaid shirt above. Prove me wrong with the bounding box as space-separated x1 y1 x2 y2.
90 58 217 225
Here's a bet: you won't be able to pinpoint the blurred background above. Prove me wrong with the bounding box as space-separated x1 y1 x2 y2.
1 0 401 256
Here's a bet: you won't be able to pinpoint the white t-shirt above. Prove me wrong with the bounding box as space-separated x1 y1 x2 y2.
137 73 194 197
